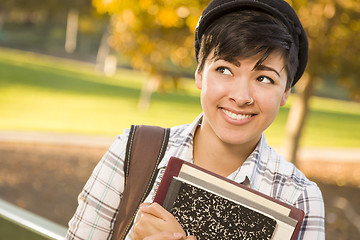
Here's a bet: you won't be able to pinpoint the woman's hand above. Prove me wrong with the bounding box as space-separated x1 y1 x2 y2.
143 232 197 240
131 202 194 240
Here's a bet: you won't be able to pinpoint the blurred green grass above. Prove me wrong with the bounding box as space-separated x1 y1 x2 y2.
0 47 359 147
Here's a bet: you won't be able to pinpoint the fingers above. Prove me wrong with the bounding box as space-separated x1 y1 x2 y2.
139 202 151 208
143 232 185 240
185 236 197 240
133 211 164 236
132 202 187 239
135 203 151 223
142 232 198 240
139 202 173 220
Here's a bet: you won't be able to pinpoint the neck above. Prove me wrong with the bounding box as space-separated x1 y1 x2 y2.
193 124 259 177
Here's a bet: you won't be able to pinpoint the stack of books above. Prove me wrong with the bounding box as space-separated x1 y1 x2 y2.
154 157 304 240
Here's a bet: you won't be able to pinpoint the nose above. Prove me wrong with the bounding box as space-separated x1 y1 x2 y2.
228 78 254 105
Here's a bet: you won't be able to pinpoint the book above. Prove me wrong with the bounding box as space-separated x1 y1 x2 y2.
153 157 304 240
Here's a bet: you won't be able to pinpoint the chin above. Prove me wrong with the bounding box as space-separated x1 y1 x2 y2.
218 132 259 146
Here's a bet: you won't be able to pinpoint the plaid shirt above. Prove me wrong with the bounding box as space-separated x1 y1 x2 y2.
66 114 325 239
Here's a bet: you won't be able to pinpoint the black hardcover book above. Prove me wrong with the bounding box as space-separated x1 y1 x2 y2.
163 177 277 240
154 157 305 240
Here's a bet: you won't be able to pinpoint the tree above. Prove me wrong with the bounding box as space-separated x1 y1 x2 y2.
0 0 102 53
92 0 209 109
93 0 360 164
0 0 92 18
284 0 360 164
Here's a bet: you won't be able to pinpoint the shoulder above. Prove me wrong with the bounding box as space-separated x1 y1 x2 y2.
169 123 193 137
262 145 323 206
260 146 325 237
109 128 131 158
167 123 194 147
167 113 202 145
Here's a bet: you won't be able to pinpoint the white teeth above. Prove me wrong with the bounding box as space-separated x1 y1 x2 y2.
222 109 252 120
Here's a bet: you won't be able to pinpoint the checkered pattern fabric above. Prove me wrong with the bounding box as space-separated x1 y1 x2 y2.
66 113 325 239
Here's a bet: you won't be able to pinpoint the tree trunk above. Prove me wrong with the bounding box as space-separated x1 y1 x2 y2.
138 75 161 110
283 73 314 165
65 9 79 53
0 11 5 32
96 28 111 73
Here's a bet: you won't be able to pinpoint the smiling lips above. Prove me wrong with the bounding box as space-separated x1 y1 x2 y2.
222 109 255 120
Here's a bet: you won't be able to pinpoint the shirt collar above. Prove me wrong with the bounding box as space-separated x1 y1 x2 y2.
158 113 203 169
229 133 269 189
158 113 270 189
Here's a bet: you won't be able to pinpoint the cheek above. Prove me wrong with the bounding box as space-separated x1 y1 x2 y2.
210 76 232 95
256 91 282 116
257 96 282 132
201 78 226 102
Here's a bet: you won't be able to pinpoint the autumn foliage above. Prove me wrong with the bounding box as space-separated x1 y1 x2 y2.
93 0 210 75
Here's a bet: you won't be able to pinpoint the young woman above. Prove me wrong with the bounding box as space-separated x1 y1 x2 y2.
67 1 325 239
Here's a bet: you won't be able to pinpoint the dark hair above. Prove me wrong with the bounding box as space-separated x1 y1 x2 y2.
196 10 299 89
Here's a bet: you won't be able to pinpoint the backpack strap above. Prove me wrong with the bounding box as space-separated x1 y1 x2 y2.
112 125 170 240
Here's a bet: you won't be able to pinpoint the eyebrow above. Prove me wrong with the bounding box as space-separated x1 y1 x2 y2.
252 65 281 77
213 56 282 77
213 56 241 67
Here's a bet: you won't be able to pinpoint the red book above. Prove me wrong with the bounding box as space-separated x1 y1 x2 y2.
153 157 304 240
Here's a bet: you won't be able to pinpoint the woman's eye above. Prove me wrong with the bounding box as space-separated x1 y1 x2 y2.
216 66 232 76
257 76 274 84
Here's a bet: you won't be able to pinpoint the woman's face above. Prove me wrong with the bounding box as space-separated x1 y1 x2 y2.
195 50 290 147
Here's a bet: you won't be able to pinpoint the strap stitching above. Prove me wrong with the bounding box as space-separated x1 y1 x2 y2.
125 125 136 184
121 128 170 239
142 128 169 198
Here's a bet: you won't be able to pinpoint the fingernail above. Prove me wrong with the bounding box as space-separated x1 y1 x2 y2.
173 232 184 239
140 205 148 210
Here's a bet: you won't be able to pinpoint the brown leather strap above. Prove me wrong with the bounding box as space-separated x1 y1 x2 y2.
112 125 170 239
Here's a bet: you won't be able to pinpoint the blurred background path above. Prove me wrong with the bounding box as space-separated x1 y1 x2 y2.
1 130 359 162
1 0 360 238
1 131 360 239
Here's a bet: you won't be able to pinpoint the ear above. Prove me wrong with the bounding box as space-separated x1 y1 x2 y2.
280 88 291 106
195 67 203 90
